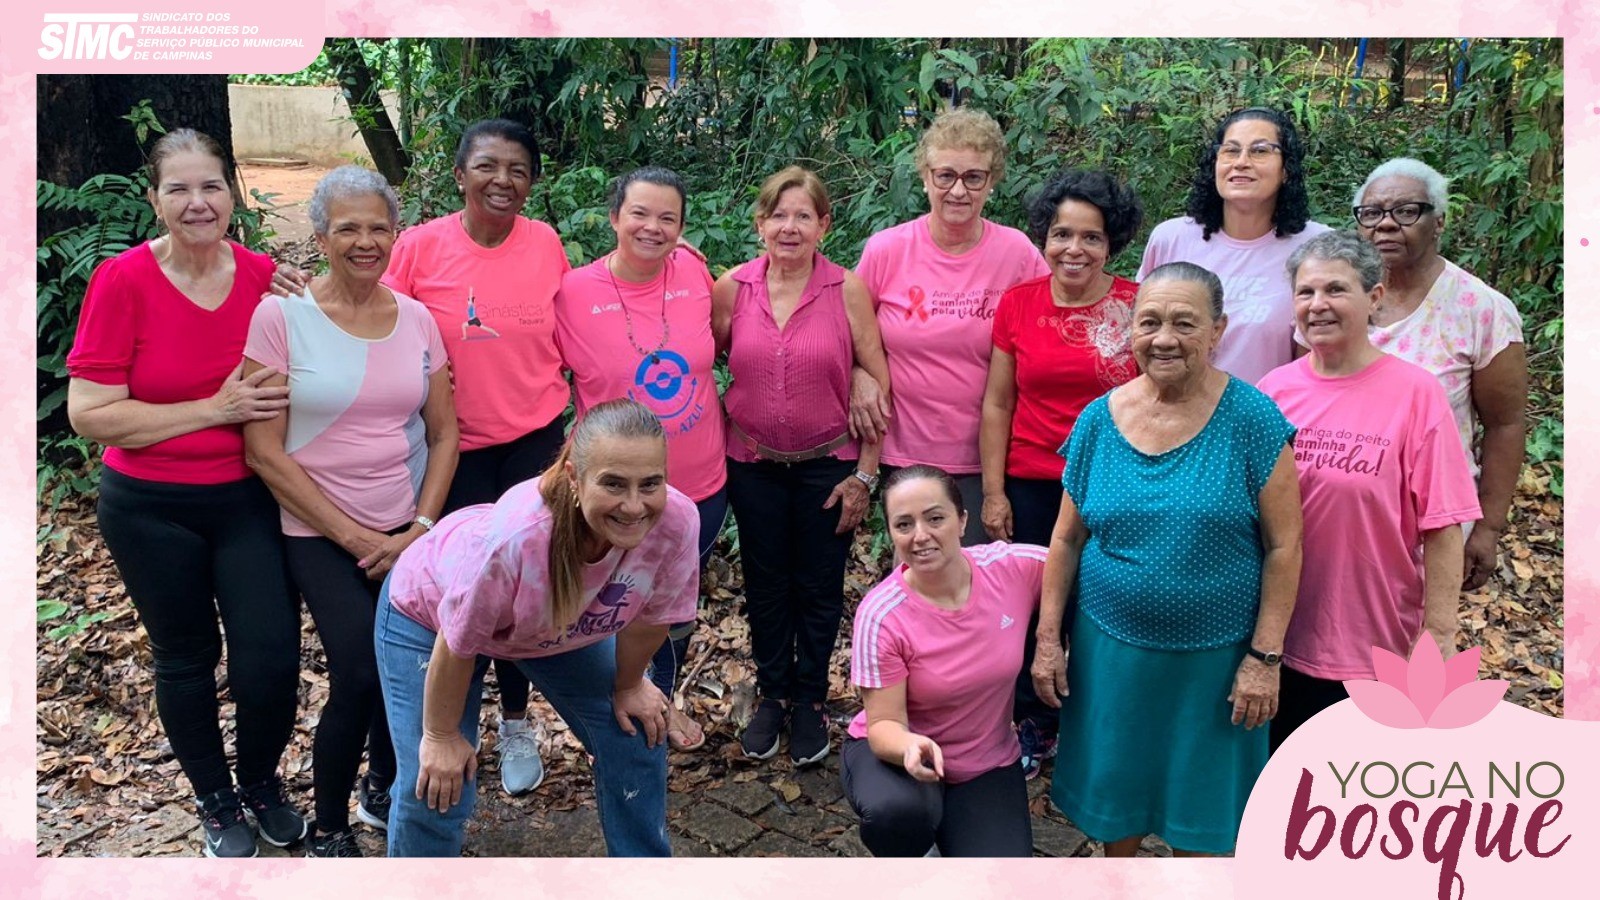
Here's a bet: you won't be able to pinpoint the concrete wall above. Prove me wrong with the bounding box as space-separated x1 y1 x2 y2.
228 84 400 167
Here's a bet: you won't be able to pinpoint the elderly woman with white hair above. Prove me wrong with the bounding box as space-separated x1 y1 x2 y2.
1260 231 1480 752
242 165 459 856
1350 158 1527 591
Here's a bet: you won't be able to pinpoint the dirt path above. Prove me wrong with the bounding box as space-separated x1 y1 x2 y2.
237 161 330 245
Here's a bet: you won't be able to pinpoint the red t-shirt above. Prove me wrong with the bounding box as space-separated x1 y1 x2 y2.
66 242 276 484
990 275 1139 480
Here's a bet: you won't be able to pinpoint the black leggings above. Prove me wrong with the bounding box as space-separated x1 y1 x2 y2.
96 470 300 797
1006 476 1071 731
286 535 398 831
840 738 1033 857
1270 664 1350 754
443 420 567 716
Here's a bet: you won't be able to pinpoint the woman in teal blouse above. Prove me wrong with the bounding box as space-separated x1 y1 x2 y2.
1029 262 1303 855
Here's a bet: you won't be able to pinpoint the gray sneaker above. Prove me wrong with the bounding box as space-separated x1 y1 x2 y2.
498 717 545 796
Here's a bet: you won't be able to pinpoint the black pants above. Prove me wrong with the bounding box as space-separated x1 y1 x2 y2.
648 489 727 698
1007 476 1074 731
286 535 399 831
727 456 854 703
840 738 1033 857
96 470 300 797
1270 664 1350 754
443 419 566 716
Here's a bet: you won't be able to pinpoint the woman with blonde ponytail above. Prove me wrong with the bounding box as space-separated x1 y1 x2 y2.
374 399 700 857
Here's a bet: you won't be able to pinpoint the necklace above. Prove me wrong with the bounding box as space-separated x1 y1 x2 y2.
608 254 671 363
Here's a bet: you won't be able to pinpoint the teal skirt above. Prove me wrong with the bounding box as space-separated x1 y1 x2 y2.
1050 609 1266 854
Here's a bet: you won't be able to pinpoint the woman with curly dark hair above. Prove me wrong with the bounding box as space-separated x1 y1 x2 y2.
1138 107 1329 385
977 167 1143 779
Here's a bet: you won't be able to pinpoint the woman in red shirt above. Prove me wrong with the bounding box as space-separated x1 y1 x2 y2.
66 129 304 858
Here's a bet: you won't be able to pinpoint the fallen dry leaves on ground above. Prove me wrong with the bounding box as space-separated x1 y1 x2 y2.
36 464 1561 856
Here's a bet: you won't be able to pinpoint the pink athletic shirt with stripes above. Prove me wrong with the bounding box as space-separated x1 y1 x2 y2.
849 542 1047 784
387 480 700 659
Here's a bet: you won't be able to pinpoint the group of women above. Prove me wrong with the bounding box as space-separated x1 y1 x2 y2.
65 101 1526 859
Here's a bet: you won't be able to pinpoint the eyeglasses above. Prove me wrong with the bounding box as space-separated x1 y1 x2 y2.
929 168 991 191
1216 141 1282 164
1352 202 1435 228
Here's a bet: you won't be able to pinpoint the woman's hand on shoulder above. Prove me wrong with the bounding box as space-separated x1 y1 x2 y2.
1229 655 1279 730
211 360 290 425
266 262 311 298
902 734 945 783
416 730 478 812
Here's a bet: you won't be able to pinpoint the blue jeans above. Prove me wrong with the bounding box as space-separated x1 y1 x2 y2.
374 583 671 857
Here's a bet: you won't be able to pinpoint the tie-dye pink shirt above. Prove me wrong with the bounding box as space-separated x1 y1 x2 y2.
386 479 700 659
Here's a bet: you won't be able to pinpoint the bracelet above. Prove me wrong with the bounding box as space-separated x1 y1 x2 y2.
413 515 436 532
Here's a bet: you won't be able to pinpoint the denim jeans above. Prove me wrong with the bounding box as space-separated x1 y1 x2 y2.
374 582 671 857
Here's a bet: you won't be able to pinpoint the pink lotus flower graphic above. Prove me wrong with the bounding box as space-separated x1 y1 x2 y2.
1342 634 1508 729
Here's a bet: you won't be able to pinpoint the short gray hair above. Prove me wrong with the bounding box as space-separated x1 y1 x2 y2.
1140 262 1225 321
1353 157 1449 212
308 165 399 236
1287 230 1384 292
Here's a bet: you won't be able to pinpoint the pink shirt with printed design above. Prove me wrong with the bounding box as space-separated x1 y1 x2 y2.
848 543 1047 784
856 216 1048 473
387 480 701 659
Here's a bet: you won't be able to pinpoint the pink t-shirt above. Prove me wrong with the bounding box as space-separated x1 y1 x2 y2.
555 251 726 501
1369 259 1524 478
856 216 1048 473
723 252 858 464
66 242 276 485
244 289 448 536
1258 354 1481 680
991 275 1140 480
384 212 570 451
848 543 1047 784
1138 216 1331 385
387 480 700 659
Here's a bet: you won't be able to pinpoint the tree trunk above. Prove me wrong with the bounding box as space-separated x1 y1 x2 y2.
325 38 411 185
1387 39 1407 110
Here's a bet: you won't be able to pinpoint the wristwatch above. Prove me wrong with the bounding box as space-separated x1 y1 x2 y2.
1246 646 1282 666
413 515 436 532
851 469 879 491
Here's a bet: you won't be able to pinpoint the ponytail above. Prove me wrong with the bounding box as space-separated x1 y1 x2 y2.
538 398 667 628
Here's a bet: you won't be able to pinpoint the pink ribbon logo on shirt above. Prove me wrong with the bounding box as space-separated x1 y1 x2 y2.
905 285 930 322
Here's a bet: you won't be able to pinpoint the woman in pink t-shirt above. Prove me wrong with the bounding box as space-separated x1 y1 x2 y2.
852 108 1049 544
1259 231 1480 753
842 466 1045 857
375 399 697 857
1138 107 1330 385
243 167 460 857
713 166 891 767
1352 157 1527 592
555 167 726 753
65 129 304 858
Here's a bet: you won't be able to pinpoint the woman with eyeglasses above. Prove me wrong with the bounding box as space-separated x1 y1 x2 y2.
1138 107 1330 385
1350 158 1526 593
851 107 1048 546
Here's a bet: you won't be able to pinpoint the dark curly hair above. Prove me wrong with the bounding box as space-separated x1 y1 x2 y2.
454 119 542 181
1184 107 1311 240
1025 169 1144 258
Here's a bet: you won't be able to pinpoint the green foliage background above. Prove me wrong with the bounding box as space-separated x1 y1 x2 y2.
40 38 1564 500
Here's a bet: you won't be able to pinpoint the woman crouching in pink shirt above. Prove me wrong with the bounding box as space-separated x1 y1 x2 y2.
1258 231 1481 752
842 465 1046 856
375 399 700 856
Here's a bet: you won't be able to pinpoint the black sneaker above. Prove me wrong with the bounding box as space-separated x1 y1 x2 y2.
239 776 307 847
355 773 391 831
788 702 830 767
305 827 363 858
740 698 787 760
198 787 258 858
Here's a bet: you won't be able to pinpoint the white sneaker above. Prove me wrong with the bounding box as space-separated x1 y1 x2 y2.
498 717 545 796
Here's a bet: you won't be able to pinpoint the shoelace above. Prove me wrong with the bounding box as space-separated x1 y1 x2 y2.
500 727 540 763
319 831 361 857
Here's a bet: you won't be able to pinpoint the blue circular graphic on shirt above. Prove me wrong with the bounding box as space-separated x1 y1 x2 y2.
635 350 690 402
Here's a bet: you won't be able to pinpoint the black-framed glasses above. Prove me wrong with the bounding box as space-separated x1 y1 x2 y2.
930 168 991 191
1352 202 1435 228
1216 141 1282 164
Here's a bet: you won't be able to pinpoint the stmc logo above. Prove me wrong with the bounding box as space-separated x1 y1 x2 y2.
39 13 138 60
